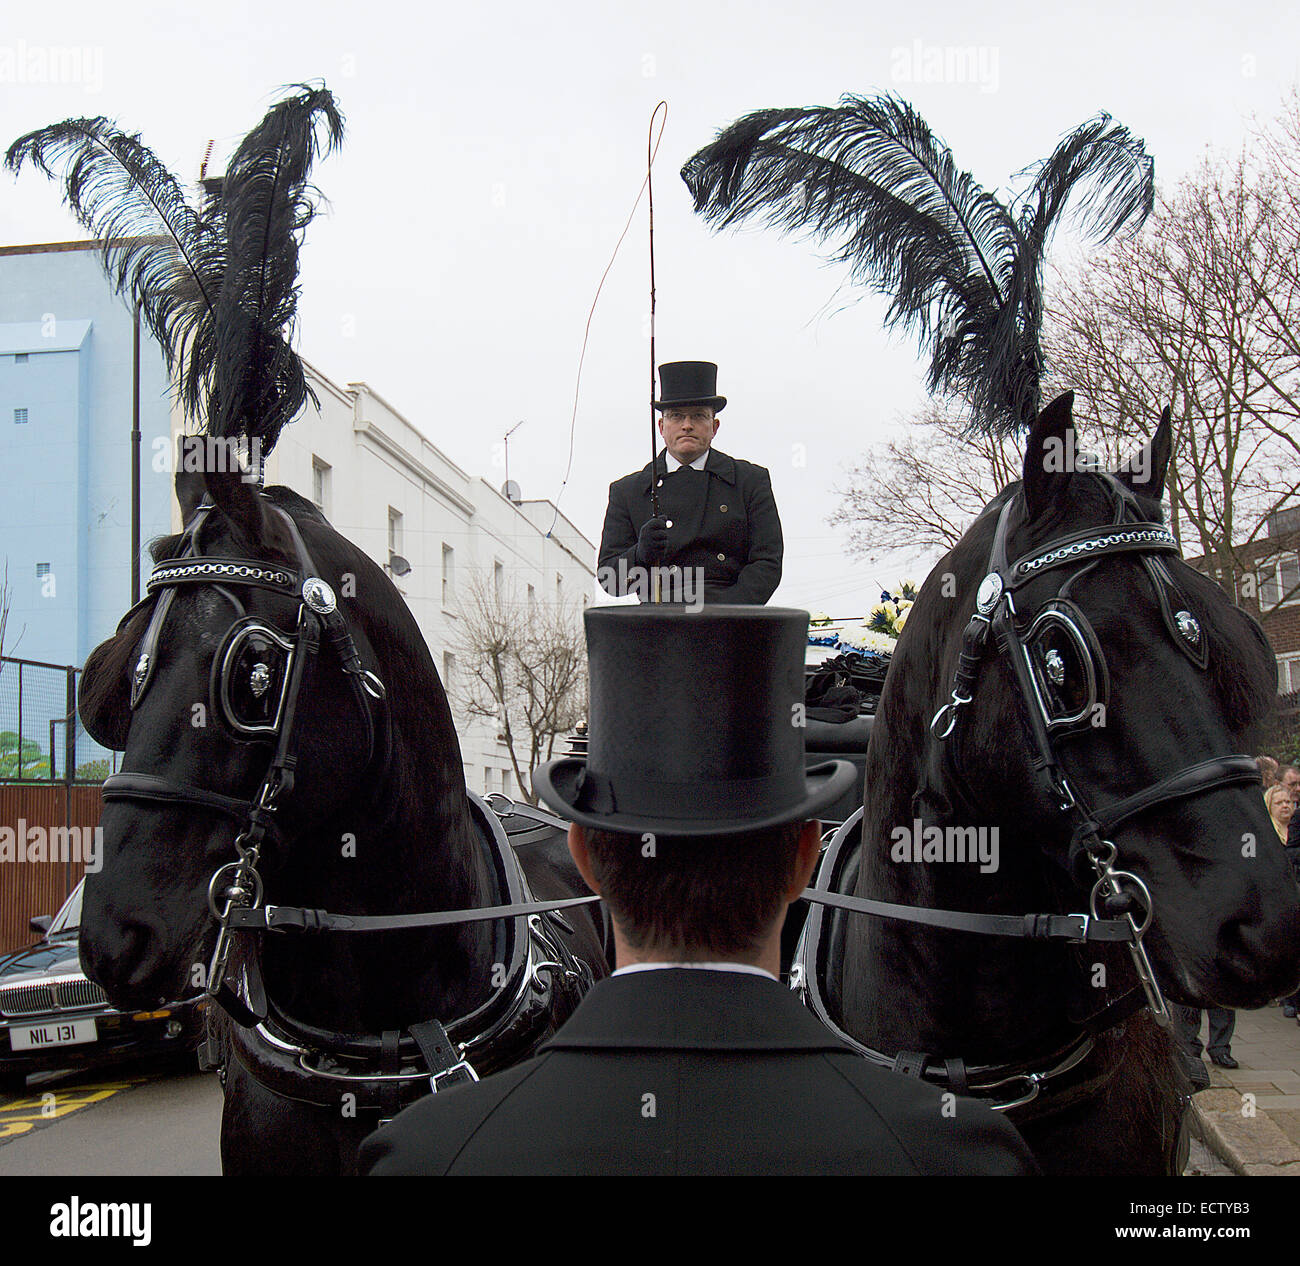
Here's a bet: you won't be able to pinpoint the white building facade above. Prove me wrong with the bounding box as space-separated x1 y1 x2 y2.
199 365 596 799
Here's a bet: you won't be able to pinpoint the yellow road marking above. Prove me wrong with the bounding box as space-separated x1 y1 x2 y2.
0 1079 148 1136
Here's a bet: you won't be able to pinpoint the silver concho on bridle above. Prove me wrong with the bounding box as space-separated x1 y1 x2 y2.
1174 609 1201 648
975 572 1003 616
249 662 273 698
302 577 337 615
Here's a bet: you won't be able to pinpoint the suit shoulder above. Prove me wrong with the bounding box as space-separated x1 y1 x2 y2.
609 462 655 495
359 1057 545 1176
730 456 773 484
819 1053 1039 1175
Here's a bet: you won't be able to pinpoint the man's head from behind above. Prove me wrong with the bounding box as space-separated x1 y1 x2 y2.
533 605 857 971
568 819 822 969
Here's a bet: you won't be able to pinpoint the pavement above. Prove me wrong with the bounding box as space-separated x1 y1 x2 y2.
1187 1000 1300 1175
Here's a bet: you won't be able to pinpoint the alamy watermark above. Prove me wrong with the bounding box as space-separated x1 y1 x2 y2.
890 40 999 94
154 434 263 482
0 42 103 92
596 560 705 612
49 1198 150 1247
1041 431 1149 483
0 822 101 872
890 818 999 873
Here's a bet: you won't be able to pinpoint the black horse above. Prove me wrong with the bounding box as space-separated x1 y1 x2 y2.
77 464 608 1174
800 392 1300 1175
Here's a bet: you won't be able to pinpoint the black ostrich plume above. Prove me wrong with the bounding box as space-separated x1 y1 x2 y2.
5 83 344 455
681 95 1154 436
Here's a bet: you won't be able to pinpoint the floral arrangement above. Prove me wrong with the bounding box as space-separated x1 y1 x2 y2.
865 581 917 640
807 581 917 660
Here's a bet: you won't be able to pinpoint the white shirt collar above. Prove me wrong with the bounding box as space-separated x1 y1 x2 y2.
612 961 778 982
664 450 709 472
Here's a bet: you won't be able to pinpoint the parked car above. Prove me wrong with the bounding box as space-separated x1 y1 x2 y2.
0 879 207 1096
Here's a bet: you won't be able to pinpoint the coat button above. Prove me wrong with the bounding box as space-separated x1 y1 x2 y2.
717 553 725 561
657 479 663 488
720 505 728 513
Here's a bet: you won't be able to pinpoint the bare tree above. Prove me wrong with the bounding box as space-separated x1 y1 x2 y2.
452 571 587 805
1043 115 1300 600
0 561 11 661
0 558 24 667
830 399 1026 557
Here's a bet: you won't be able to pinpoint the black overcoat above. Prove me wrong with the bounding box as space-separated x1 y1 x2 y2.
597 448 783 604
357 969 1039 1176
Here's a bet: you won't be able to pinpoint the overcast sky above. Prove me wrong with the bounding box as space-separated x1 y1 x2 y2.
3 0 1297 616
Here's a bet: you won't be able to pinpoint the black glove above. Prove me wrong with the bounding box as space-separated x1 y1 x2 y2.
634 515 669 566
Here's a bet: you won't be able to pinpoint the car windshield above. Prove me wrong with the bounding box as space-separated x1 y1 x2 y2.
45 881 84 937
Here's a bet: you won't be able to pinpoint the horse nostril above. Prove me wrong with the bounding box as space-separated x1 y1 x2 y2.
83 910 170 1002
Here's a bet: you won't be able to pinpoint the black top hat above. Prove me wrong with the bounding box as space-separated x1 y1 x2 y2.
652 361 727 412
533 606 857 836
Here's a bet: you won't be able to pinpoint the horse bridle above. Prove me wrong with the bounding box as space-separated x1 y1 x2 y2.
97 498 601 1102
100 498 389 1024
925 471 1261 1026
793 471 1262 1114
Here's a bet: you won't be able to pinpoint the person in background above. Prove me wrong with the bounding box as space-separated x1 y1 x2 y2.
1281 765 1300 851
1269 781 1300 1019
1268 782 1296 848
1258 755 1279 788
597 361 783 605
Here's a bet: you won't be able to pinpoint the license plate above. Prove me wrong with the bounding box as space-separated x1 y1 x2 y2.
10 1019 98 1051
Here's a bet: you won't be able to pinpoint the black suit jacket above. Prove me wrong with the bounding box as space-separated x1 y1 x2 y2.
597 448 783 604
358 969 1039 1176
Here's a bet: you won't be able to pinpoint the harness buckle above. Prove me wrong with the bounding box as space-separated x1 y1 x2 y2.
430 1056 479 1094
1065 913 1090 943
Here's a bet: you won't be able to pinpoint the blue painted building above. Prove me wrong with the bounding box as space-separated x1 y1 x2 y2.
0 241 174 669
0 241 175 776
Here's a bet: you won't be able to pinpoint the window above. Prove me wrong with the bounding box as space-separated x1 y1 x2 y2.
442 651 456 694
388 507 403 555
36 562 51 578
14 353 27 363
442 544 455 606
1280 654 1300 696
1257 552 1300 611
494 560 505 602
311 457 331 513
527 584 536 612
13 408 28 424
556 573 564 604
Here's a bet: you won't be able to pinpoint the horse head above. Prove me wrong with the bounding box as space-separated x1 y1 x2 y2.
76 465 491 1024
864 391 1300 1028
844 390 1299 1083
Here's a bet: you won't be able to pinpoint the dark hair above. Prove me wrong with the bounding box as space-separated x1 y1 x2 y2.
582 821 806 956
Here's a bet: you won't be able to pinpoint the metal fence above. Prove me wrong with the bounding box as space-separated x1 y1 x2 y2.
0 656 120 784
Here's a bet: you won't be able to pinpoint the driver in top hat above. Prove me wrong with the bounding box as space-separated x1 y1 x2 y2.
597 361 784 604
358 606 1038 1176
